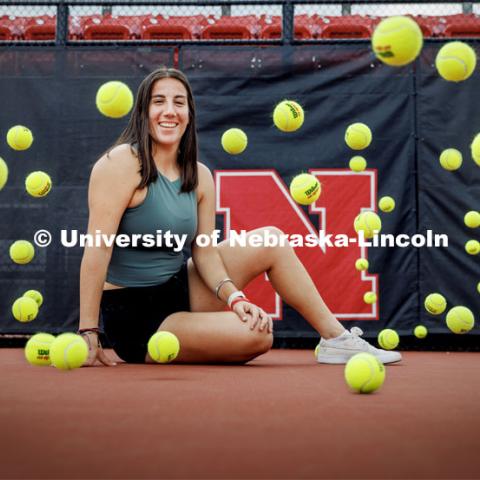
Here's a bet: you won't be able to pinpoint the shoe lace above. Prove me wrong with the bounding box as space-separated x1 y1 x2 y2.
350 326 364 338
348 327 378 352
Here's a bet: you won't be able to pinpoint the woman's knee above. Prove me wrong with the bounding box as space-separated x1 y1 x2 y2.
261 331 274 353
260 225 285 240
158 312 191 338
260 226 293 251
258 226 293 263
240 329 273 359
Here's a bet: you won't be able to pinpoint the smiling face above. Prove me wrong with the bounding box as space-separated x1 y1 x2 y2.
148 77 189 148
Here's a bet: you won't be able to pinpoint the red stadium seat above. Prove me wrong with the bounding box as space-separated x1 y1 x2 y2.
202 23 252 40
24 16 56 41
0 15 24 40
82 15 132 40
201 16 259 40
141 17 192 40
161 15 208 39
84 24 130 40
444 13 480 37
407 16 433 38
259 14 281 28
413 15 445 37
261 23 312 40
0 26 12 41
320 22 371 39
259 14 312 40
295 14 319 38
142 24 192 40
116 15 149 39
318 15 372 39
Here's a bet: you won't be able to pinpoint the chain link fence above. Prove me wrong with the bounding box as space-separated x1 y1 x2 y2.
0 2 479 43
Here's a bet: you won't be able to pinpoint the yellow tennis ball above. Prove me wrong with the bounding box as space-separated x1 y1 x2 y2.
221 128 247 155
23 290 43 307
147 331 180 363
314 344 319 358
372 16 423 67
289 173 321 206
465 239 480 255
25 171 52 198
9 240 35 265
345 123 372 150
414 325 428 339
344 353 385 394
363 291 377 304
379 196 395 213
424 293 447 315
273 100 304 132
435 41 477 82
477 282 480 294
12 297 39 322
464 211 480 228
439 148 462 171
0 157 8 190
355 258 369 271
96 81 134 119
349 156 367 172
378 329 399 350
471 133 480 167
25 333 56 366
6 125 33 150
354 211 382 239
50 333 89 370
446 306 475 334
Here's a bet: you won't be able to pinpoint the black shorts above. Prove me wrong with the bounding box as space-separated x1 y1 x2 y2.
100 263 190 364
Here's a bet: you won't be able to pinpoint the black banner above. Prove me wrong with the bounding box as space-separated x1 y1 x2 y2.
0 44 478 341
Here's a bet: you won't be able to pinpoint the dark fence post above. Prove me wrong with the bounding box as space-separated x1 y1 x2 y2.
56 1 68 46
282 0 294 44
221 4 231 16
342 3 351 15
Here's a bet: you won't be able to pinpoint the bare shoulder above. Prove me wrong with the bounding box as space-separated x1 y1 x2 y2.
196 162 214 201
93 144 138 174
197 161 213 180
87 145 140 231
91 143 140 187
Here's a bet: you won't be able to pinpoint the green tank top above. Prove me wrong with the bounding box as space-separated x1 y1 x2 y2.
106 173 197 287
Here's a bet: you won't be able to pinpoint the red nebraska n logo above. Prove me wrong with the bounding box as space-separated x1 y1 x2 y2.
215 169 379 321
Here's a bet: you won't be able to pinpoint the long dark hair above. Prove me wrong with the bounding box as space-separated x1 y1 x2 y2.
113 67 198 193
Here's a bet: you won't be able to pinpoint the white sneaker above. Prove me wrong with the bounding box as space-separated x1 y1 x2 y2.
316 327 402 365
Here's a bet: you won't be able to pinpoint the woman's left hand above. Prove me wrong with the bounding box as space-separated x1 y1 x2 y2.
232 301 273 333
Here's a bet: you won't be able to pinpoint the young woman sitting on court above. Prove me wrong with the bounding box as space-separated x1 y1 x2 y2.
78 66 401 366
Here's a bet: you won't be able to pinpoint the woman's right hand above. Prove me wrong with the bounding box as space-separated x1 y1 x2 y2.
82 332 117 367
232 300 273 333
